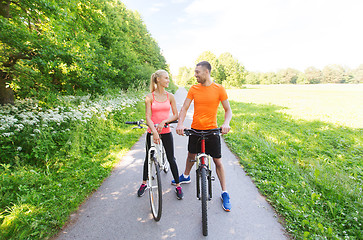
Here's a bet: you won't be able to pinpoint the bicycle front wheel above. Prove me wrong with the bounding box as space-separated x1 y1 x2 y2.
148 157 162 221
201 167 208 236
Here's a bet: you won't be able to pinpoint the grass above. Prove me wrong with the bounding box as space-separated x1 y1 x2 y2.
218 84 363 239
0 92 147 239
227 84 363 129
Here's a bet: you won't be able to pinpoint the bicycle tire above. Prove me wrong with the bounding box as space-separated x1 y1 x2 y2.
201 167 208 236
148 156 162 221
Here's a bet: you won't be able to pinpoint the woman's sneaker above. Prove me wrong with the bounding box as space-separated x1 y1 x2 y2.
137 184 147 197
175 186 184 200
171 174 191 185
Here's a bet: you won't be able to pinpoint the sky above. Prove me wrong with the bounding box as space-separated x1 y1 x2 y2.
121 0 363 75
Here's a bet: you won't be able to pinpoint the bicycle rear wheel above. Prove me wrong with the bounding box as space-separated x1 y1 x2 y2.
148 156 162 221
201 167 208 236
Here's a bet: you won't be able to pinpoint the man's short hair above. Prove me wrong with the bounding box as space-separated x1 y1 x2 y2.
196 61 212 73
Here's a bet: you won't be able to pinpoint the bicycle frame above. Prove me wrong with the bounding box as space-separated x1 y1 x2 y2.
148 135 167 172
196 148 213 200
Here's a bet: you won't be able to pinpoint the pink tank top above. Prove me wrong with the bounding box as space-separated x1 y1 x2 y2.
148 92 171 134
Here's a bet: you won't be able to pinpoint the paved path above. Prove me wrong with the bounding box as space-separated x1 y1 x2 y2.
55 88 288 240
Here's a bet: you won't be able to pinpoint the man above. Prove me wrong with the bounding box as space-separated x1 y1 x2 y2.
173 61 233 211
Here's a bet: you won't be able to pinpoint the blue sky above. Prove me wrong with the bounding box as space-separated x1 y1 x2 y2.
121 0 363 75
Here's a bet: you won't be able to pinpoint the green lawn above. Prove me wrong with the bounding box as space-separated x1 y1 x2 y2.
228 84 363 128
218 84 363 239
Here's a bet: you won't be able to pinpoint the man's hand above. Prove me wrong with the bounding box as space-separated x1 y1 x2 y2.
176 124 186 135
220 123 231 135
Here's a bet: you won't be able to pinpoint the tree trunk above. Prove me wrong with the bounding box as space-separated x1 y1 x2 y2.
0 70 15 105
0 0 11 18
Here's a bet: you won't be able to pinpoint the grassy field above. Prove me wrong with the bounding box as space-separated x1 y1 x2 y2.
228 84 363 129
218 84 363 239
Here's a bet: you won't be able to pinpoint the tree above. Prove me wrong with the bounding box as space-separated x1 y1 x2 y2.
303 66 323 84
276 68 300 84
322 64 347 83
0 0 61 104
0 0 167 104
246 72 261 84
217 52 246 87
176 66 194 86
351 64 363 83
195 51 224 83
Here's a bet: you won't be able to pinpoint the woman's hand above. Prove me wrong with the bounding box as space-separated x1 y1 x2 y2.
156 121 166 133
153 131 161 144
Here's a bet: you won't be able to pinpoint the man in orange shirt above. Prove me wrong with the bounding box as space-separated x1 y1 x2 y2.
173 61 233 211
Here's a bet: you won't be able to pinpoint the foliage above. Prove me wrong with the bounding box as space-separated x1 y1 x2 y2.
176 51 246 87
218 88 363 239
217 52 246 87
245 64 363 85
175 66 195 86
176 49 362 86
0 90 146 239
0 0 167 104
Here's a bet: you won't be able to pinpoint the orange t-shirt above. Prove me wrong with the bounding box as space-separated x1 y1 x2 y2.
187 82 228 130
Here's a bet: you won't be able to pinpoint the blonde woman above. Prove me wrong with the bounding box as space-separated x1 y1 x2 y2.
137 70 183 199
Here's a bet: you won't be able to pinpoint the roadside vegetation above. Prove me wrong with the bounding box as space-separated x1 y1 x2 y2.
218 85 363 239
0 90 149 239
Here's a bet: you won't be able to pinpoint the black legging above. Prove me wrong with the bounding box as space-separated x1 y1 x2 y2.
143 132 180 184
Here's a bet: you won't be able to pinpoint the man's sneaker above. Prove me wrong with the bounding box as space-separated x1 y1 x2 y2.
175 186 184 200
137 184 147 197
221 192 231 212
171 174 191 185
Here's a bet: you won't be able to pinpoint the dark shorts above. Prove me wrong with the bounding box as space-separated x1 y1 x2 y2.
187 129 221 158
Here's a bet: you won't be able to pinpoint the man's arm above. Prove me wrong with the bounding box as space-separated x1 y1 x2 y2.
176 98 192 135
220 99 232 134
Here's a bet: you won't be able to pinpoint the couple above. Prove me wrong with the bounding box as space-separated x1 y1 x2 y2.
137 61 233 212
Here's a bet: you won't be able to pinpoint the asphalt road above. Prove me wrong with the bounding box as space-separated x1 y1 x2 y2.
55 87 288 240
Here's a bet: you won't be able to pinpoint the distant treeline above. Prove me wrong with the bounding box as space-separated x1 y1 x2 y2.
0 0 167 104
176 51 363 87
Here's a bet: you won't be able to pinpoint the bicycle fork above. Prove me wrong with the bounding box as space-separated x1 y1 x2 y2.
196 155 215 200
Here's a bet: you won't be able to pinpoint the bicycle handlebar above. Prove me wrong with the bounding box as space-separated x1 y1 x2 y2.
125 121 141 125
125 119 178 128
183 128 221 137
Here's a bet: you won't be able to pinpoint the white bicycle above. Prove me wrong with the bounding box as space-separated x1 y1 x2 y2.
126 119 177 221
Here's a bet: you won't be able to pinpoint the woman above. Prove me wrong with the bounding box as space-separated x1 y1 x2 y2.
137 69 183 200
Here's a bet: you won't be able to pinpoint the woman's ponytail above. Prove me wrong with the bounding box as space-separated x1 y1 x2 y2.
149 70 168 92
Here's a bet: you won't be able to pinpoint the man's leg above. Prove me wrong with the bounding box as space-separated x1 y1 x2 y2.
184 152 196 175
171 152 196 185
214 157 231 211
213 157 226 191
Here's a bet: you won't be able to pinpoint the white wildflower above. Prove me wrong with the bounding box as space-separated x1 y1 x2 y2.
33 129 41 134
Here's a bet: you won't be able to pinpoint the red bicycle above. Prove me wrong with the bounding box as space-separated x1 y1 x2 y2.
183 128 221 236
